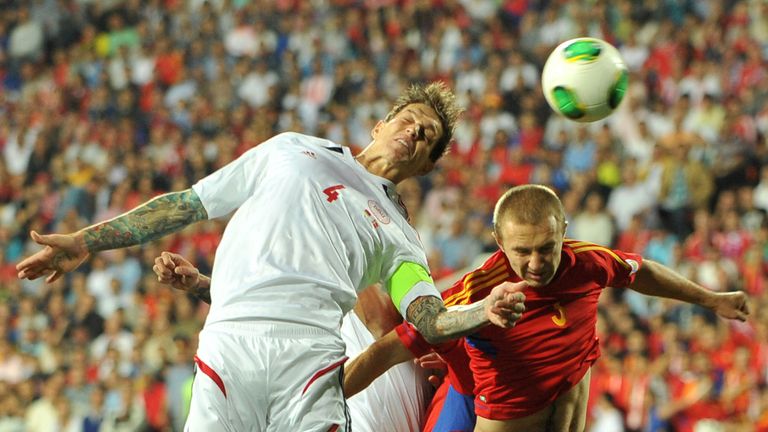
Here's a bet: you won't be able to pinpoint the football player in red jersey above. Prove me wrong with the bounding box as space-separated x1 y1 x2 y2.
345 184 750 432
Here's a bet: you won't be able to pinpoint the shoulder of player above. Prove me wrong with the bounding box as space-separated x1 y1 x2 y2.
269 132 343 152
564 239 632 270
442 250 510 307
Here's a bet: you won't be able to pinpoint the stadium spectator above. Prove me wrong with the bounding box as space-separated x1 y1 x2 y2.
7 7 44 63
607 159 657 232
571 190 616 246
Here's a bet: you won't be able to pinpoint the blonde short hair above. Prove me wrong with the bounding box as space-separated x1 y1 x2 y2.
493 185 566 240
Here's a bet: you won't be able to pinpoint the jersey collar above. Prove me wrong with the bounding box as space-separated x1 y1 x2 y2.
335 145 406 214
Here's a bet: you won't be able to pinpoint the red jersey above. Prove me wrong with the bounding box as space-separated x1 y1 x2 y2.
440 239 642 420
397 321 476 432
396 306 475 396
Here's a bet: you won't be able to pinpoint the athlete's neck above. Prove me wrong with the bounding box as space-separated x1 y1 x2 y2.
355 153 402 184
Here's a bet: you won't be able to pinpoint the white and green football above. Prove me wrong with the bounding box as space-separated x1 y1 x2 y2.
541 37 629 123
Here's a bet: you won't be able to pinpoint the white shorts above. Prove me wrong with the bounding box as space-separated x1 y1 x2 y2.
342 312 429 432
185 321 350 432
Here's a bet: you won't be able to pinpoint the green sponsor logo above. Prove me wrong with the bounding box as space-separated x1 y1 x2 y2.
552 86 585 119
563 40 602 62
608 68 629 109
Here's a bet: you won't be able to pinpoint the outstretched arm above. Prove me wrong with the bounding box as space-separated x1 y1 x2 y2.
406 281 526 344
17 189 207 283
83 189 208 251
630 259 749 321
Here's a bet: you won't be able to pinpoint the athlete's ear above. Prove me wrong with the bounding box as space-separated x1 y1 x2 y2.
562 221 569 238
371 120 385 140
492 230 503 251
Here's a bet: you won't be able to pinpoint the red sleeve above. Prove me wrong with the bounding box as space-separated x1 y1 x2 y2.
395 321 434 358
395 321 474 395
395 321 461 358
589 248 643 288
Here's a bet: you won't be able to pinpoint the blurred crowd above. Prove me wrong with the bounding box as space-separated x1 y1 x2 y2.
0 0 767 431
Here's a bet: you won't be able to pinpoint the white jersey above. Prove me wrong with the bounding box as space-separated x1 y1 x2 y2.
192 132 439 334
342 312 430 432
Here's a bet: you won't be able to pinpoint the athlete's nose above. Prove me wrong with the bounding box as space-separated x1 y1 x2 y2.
528 252 544 272
408 123 422 140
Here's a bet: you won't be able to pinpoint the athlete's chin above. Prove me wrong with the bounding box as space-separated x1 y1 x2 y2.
524 274 551 287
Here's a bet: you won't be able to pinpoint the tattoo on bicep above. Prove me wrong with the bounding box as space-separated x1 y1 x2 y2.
406 296 446 342
84 189 208 252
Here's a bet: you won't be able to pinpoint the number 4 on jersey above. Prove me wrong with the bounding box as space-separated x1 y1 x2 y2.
324 185 346 202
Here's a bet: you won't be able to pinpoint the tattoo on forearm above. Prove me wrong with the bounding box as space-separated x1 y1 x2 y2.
406 296 488 344
84 189 207 252
194 285 212 304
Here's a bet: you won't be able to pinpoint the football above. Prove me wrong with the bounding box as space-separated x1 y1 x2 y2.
541 37 629 123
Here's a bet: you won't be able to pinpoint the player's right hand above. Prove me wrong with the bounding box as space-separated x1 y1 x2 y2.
485 281 527 328
16 231 90 283
153 251 200 292
711 291 750 322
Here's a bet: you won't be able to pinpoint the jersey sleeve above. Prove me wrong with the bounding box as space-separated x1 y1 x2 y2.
395 321 434 358
191 133 288 219
385 261 442 318
441 250 510 307
395 321 474 395
589 247 643 288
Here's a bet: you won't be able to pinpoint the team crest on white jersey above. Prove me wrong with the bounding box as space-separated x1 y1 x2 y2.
363 209 379 228
368 200 390 224
302 150 317 159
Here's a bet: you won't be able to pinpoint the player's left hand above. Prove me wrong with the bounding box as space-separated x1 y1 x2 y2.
415 352 447 388
711 291 750 322
415 352 446 370
485 281 527 328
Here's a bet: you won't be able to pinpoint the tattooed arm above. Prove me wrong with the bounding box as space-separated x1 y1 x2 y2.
17 189 208 283
406 281 527 344
83 189 208 251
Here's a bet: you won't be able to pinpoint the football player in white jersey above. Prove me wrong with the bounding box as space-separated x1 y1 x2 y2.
152 251 432 432
16 82 526 431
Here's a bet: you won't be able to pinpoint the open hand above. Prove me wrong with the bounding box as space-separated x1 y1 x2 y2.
415 352 447 370
485 281 527 328
415 352 447 388
16 231 90 283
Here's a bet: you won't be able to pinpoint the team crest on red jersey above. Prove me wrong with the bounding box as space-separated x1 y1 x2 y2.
368 200 390 224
